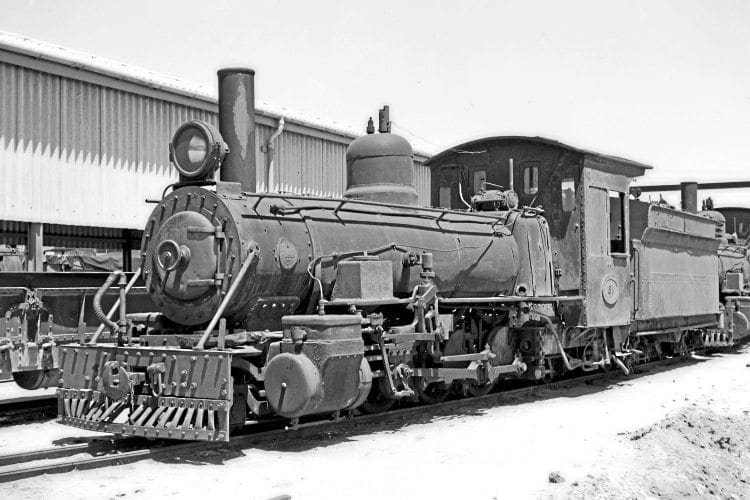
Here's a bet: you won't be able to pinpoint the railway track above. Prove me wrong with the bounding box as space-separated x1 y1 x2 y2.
0 351 708 483
0 397 56 426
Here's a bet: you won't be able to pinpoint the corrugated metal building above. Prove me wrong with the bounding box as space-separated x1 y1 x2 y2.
0 32 432 269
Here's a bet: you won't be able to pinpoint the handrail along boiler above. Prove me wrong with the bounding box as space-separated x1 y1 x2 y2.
56 69 747 441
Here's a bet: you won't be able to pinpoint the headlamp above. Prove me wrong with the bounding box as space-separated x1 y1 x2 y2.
169 120 228 179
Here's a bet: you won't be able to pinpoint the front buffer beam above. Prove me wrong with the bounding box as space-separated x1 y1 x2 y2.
56 345 233 442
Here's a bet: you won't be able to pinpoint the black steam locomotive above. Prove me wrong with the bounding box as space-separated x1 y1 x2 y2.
55 68 749 442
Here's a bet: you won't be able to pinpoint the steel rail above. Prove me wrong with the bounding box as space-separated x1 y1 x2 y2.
0 442 207 483
0 420 285 483
0 351 709 483
0 397 57 425
0 440 105 467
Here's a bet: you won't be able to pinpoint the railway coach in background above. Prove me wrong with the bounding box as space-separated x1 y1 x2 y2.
55 68 747 443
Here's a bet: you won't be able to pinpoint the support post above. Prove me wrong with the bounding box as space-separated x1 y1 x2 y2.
26 223 43 272
680 182 698 213
122 229 132 272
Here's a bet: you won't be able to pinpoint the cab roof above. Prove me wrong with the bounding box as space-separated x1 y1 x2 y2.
426 136 652 178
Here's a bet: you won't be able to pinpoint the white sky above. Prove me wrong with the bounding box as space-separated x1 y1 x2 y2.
3 0 749 206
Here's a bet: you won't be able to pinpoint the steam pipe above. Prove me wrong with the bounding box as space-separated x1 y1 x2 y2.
268 117 285 146
263 116 285 192
458 182 471 209
194 249 259 350
612 355 630 375
92 271 123 339
599 335 628 375
90 268 141 344
118 272 128 344
545 316 629 375
217 68 256 192
542 316 575 371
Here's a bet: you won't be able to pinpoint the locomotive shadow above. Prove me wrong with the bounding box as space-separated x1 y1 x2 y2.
159 446 245 465
150 349 740 465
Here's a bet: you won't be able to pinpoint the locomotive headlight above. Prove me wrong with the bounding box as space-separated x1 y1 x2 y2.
169 120 229 179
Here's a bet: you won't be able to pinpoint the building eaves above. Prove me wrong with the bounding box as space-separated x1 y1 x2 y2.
0 30 434 160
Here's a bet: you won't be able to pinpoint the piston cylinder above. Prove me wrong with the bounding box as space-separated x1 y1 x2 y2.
263 315 372 418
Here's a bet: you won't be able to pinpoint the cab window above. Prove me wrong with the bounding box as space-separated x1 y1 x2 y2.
439 187 451 208
472 169 486 194
523 165 539 194
609 191 626 253
561 178 576 212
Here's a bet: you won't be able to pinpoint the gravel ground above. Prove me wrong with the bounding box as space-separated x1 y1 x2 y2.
0 345 748 500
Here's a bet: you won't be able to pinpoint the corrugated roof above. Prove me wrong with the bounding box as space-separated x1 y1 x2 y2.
426 135 652 173
0 29 434 157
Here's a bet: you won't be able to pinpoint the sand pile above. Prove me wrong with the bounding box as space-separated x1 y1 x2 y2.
569 406 750 498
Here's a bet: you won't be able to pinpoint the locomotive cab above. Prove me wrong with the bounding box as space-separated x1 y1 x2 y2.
426 137 650 329
428 136 730 363
573 159 647 327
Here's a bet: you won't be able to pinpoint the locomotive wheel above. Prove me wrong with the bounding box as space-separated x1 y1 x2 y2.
465 379 495 397
360 378 396 414
415 378 450 404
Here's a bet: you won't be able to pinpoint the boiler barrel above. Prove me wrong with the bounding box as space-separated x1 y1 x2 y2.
236 194 520 300
143 186 520 325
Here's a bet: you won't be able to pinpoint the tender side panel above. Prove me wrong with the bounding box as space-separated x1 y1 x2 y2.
633 206 720 329
646 205 717 239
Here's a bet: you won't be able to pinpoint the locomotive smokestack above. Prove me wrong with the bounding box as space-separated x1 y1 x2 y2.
217 68 256 192
680 181 698 213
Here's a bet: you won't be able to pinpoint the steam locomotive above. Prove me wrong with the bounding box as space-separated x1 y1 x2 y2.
55 68 750 442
